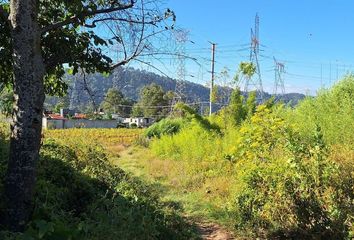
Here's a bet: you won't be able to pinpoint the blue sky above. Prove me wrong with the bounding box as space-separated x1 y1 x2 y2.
140 0 354 94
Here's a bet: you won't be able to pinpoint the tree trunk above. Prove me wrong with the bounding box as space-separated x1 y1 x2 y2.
4 0 45 231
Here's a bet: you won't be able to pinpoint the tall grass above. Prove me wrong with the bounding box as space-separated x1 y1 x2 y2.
286 75 354 146
149 77 354 238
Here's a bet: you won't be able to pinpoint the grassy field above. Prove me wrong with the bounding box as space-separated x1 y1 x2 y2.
0 127 199 239
125 77 354 239
0 77 353 239
111 145 236 227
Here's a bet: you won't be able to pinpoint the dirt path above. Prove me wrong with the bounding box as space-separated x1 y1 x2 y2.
196 221 235 240
111 146 236 240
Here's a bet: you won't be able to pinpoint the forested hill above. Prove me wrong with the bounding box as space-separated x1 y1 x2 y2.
62 67 305 110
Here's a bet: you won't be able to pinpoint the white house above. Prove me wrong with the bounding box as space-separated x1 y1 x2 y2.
123 117 154 128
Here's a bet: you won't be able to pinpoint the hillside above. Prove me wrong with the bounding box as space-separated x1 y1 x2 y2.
46 67 305 112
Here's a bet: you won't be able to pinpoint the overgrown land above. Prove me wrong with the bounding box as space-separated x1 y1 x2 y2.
0 77 353 239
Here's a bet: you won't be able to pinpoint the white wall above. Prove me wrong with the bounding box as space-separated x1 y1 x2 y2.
43 118 117 129
64 119 117 128
123 117 154 128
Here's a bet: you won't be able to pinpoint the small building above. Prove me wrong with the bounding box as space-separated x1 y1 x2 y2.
123 117 154 128
42 110 118 130
111 114 125 123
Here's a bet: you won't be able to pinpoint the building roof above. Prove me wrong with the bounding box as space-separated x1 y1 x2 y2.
72 113 87 119
46 114 66 120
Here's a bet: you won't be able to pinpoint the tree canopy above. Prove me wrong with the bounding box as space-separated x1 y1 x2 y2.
132 83 172 118
0 0 175 95
0 0 176 231
100 87 133 116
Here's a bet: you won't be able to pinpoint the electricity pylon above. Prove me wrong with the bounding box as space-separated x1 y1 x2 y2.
172 29 188 105
245 13 264 102
273 57 285 95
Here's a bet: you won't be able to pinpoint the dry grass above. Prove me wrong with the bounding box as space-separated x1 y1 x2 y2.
45 128 142 147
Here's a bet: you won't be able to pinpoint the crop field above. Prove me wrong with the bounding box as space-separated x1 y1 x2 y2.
44 128 143 148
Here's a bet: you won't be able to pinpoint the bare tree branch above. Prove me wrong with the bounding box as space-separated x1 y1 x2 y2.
81 70 98 112
44 0 177 78
41 0 136 34
110 45 145 68
108 0 147 69
84 16 157 28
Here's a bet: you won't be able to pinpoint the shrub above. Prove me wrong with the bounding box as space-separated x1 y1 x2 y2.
287 76 354 146
174 103 221 133
145 118 187 138
231 117 353 238
149 98 353 238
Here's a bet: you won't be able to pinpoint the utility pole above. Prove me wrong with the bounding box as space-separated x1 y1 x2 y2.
209 42 216 116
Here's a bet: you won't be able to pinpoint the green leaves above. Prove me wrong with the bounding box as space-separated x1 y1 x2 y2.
239 62 256 78
100 88 128 115
133 83 169 119
44 79 68 97
35 220 55 239
0 87 13 116
233 62 256 87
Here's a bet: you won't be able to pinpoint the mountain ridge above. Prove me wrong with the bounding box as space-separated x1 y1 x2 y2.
46 67 305 111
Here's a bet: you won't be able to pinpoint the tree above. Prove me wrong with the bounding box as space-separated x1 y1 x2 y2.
101 88 125 114
131 104 143 117
133 83 169 118
52 93 70 113
228 87 246 125
246 91 257 118
234 62 256 87
0 0 175 231
217 66 232 103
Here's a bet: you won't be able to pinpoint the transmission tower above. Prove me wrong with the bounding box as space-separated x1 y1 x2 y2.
172 29 188 108
273 57 285 95
245 13 264 101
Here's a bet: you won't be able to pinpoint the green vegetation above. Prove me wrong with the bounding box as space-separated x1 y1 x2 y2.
144 103 220 138
0 77 352 238
145 118 187 138
0 127 196 239
145 77 354 238
132 83 174 118
0 88 12 117
287 75 354 145
100 88 134 116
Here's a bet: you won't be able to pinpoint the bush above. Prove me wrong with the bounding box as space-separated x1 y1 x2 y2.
231 108 353 238
149 97 353 238
287 76 354 146
145 118 187 138
174 103 221 133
